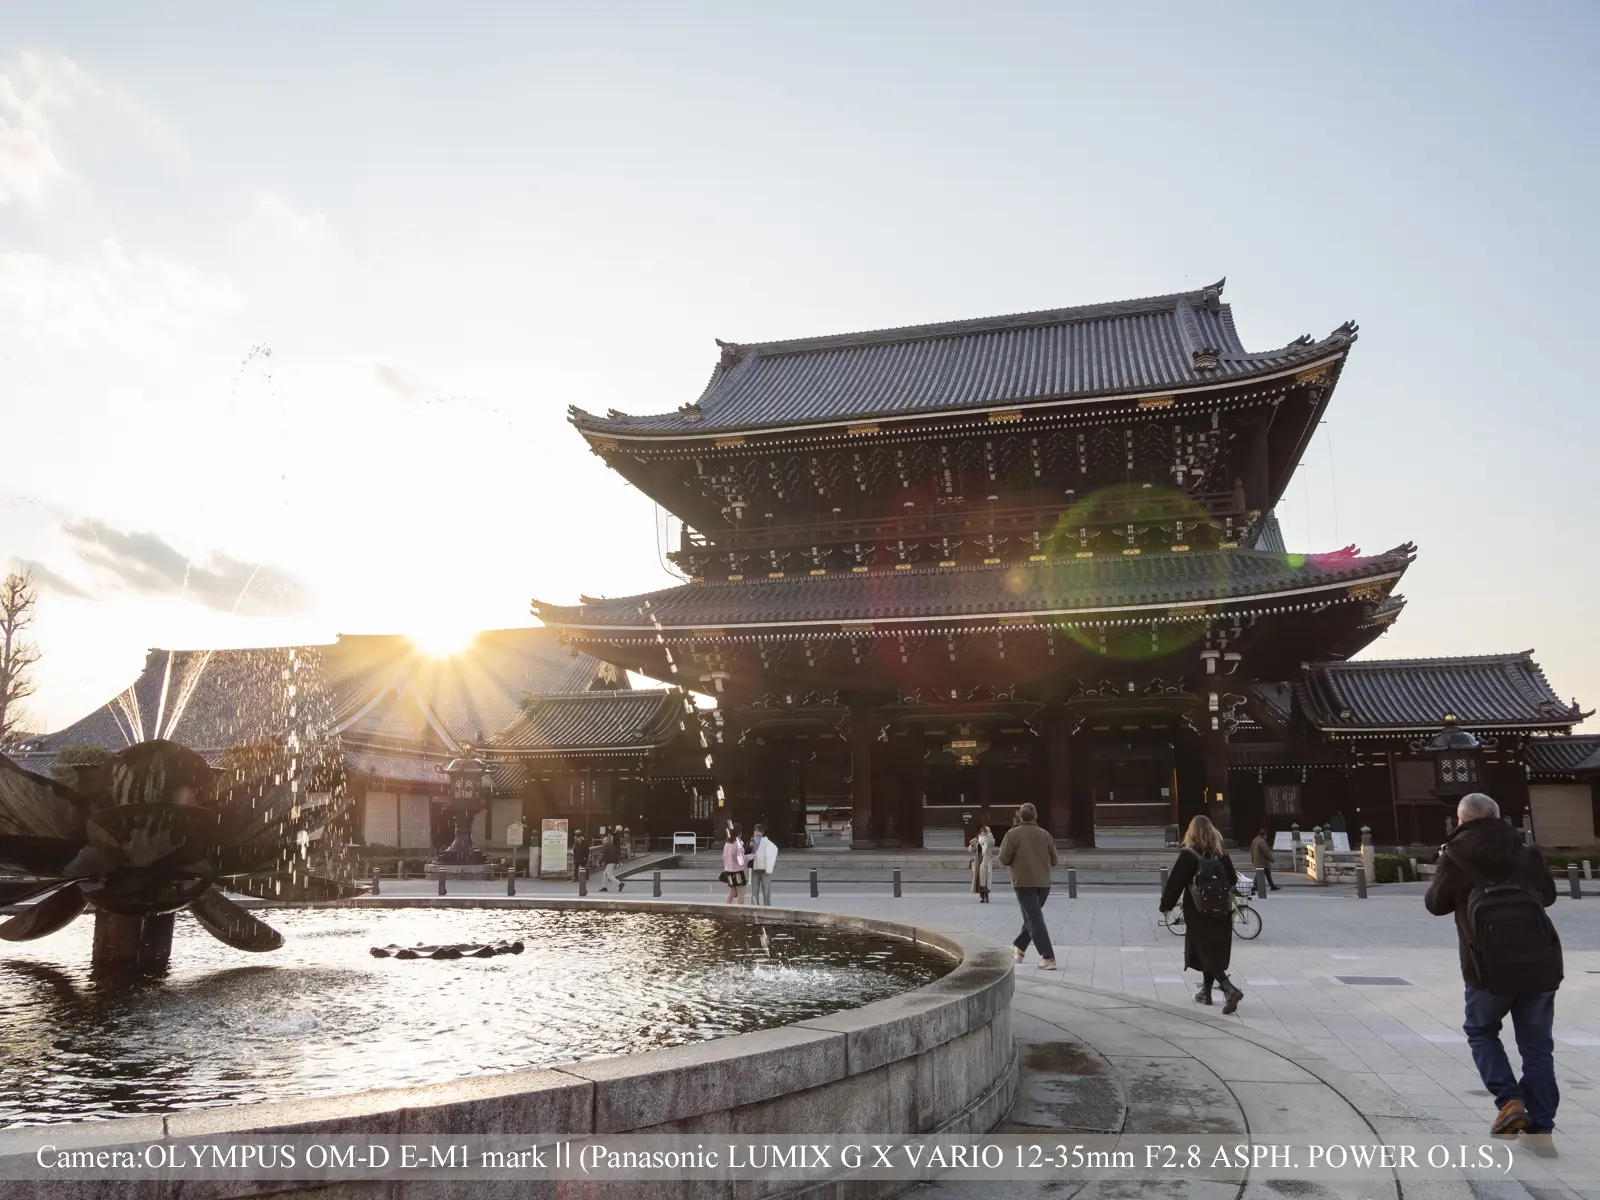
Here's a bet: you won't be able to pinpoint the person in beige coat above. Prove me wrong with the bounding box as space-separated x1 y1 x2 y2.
968 825 995 903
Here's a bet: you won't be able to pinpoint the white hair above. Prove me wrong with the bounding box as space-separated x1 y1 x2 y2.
1457 792 1500 822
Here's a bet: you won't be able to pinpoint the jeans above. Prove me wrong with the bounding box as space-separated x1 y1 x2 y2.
602 863 620 890
750 870 771 905
1256 866 1276 895
1012 887 1054 959
1463 986 1558 1132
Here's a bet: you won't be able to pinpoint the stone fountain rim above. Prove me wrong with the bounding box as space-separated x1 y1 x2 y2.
0 897 1015 1150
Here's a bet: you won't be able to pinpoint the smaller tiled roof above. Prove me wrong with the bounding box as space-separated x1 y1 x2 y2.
570 280 1355 439
1298 652 1586 734
342 745 450 785
493 691 684 755
1523 735 1600 777
535 546 1411 632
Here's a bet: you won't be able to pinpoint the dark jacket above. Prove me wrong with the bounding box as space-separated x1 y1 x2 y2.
998 822 1058 888
1425 816 1560 990
1160 847 1239 975
601 838 621 865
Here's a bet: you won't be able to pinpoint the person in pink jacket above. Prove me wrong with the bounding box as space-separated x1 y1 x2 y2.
720 825 748 904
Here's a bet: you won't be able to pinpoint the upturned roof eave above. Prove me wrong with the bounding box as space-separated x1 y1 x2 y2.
569 344 1353 445
535 565 1407 635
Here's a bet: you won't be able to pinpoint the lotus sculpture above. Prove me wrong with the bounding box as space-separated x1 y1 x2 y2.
0 739 364 971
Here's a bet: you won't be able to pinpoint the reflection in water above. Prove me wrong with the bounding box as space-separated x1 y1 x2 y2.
0 908 947 1126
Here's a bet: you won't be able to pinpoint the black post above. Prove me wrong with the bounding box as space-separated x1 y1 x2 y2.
370 866 380 897
506 853 516 896
653 869 662 898
1355 864 1368 899
1569 862 1582 900
437 872 446 896
579 866 588 897
809 869 819 898
1159 866 1169 896
893 868 902 898
1254 868 1266 899
1067 867 1077 899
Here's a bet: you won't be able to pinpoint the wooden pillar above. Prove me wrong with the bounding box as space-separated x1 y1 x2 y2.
849 713 875 850
1068 729 1096 848
1203 726 1234 843
1045 707 1073 844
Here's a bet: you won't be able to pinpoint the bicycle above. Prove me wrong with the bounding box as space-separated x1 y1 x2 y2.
1161 882 1262 940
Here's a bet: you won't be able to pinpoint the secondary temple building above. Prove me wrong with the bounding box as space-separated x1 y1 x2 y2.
8 630 712 856
535 282 1596 849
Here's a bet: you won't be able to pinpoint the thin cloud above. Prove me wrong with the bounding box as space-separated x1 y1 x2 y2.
374 362 426 400
12 557 92 600
63 518 310 615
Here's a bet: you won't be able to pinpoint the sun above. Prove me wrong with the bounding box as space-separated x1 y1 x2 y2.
407 623 482 659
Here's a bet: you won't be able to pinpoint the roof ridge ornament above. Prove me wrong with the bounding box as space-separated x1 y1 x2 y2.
1192 346 1221 373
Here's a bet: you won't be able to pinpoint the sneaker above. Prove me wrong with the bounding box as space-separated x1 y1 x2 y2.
1037 958 1058 970
1221 987 1244 1015
1193 989 1214 1005
618 883 625 892
1492 1099 1532 1136
1013 947 1025 962
1519 1131 1557 1158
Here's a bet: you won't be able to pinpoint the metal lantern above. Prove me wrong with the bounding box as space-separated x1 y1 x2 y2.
1417 715 1485 801
436 747 488 865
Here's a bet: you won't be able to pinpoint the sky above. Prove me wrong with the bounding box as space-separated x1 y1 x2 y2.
1 1 1595 732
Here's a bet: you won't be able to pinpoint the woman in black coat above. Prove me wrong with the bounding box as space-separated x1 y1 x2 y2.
1159 815 1245 1013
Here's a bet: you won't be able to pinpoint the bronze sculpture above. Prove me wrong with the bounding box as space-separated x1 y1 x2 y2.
0 739 364 971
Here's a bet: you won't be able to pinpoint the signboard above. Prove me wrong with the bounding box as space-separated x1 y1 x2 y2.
539 819 569 878
506 821 526 847
1274 830 1350 852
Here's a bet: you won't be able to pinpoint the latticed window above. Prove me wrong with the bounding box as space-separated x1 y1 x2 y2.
1439 754 1479 785
1264 784 1301 816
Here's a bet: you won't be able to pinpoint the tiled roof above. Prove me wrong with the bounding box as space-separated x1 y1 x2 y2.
6 629 621 768
342 744 451 785
570 281 1355 438
494 691 683 754
1297 652 1586 733
534 546 1411 632
1523 735 1600 777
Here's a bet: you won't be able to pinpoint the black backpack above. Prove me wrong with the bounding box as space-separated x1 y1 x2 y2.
1449 844 1563 995
1188 853 1232 915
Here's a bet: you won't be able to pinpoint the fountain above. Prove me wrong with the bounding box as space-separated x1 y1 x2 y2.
0 739 363 972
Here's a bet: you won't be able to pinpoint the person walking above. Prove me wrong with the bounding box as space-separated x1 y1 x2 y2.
599 832 623 892
719 825 747 904
1250 828 1281 894
969 825 996 903
748 823 778 905
571 829 588 881
998 803 1057 969
1160 815 1245 1013
1425 792 1561 1151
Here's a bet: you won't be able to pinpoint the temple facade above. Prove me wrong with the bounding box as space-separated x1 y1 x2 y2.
535 282 1594 849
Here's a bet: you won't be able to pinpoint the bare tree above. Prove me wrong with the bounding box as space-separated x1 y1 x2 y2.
0 569 40 745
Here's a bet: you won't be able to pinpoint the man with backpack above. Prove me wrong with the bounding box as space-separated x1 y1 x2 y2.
1425 792 1561 1149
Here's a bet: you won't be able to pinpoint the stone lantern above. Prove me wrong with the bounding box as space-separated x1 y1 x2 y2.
435 746 488 865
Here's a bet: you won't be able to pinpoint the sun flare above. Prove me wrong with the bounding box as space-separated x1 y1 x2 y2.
407 623 482 659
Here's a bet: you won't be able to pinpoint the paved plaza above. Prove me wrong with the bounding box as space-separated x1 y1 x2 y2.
374 869 1600 1196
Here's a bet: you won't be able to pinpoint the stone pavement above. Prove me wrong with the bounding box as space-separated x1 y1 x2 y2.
355 876 1600 1196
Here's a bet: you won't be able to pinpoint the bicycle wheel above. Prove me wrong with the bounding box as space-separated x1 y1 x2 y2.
1232 903 1262 940
1165 913 1186 937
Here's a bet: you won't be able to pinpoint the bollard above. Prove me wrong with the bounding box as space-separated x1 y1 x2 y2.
809 869 819 898
1569 862 1582 899
370 867 380 897
1408 857 1420 883
1254 867 1266 899
578 866 588 897
1355 864 1368 899
1068 867 1077 899
506 859 516 896
892 868 902 898
1585 860 1593 881
1159 866 1169 897
437 871 446 896
653 869 662 898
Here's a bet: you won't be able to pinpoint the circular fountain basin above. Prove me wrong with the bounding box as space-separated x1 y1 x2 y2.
0 900 1017 1200
0 904 948 1125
